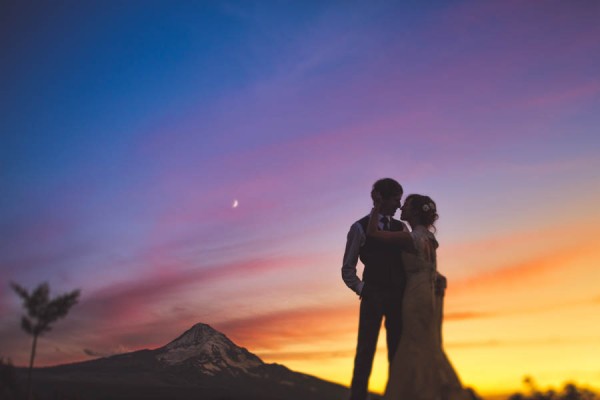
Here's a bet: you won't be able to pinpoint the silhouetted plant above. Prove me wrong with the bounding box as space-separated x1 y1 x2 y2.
370 387 481 400
508 376 599 400
11 282 80 400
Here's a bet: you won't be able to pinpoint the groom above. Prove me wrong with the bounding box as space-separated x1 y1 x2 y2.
342 178 408 400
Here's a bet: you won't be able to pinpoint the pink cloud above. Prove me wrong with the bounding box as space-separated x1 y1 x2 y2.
521 80 600 109
74 254 316 325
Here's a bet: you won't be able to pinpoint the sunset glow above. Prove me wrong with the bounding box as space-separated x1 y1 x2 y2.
1 1 599 398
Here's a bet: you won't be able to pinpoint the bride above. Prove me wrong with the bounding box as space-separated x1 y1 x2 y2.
367 193 472 400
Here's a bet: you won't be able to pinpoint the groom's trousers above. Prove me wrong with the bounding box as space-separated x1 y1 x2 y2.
349 287 403 400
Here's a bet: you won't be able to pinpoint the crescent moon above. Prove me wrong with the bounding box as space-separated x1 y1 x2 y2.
232 199 239 208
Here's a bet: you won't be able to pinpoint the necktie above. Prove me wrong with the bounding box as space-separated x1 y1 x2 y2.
381 217 390 231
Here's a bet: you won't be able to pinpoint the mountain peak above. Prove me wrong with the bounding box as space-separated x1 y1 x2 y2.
167 323 221 347
156 322 263 374
162 323 228 352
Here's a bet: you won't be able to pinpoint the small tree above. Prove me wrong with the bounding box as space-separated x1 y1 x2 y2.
11 282 80 400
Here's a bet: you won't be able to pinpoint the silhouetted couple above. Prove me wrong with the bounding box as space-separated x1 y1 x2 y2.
342 178 472 400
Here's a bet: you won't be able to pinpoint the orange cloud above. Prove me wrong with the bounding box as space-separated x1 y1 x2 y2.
257 349 355 361
444 311 493 320
215 304 358 351
445 336 599 349
449 240 596 294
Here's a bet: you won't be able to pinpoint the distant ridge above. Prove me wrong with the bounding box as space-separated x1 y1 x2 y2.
22 322 350 400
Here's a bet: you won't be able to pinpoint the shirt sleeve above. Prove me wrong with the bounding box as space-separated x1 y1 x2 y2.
341 222 366 295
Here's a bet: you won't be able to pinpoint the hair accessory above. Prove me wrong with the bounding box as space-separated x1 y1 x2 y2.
422 203 436 212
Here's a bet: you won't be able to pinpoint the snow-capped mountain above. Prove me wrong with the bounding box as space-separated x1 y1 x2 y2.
26 322 351 400
155 323 263 375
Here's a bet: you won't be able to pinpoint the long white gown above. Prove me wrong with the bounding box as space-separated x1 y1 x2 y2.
384 226 471 400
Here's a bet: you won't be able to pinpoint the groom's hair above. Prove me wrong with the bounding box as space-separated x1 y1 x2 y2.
372 178 403 199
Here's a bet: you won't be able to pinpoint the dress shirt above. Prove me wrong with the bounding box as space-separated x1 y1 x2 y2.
342 213 408 295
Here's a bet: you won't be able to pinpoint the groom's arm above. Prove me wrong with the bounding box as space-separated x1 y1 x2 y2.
342 222 365 296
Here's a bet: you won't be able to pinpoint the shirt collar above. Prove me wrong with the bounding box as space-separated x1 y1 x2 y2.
378 213 391 222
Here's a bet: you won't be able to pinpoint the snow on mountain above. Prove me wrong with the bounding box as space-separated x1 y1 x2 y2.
155 323 263 375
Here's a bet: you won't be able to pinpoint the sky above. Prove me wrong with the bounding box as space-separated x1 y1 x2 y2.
1 0 599 398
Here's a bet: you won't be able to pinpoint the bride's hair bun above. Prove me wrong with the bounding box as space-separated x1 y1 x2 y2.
405 194 439 231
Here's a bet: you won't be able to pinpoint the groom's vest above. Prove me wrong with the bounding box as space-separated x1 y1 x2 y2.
358 215 406 291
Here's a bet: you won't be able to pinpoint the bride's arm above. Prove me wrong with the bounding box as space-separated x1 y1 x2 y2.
366 205 416 251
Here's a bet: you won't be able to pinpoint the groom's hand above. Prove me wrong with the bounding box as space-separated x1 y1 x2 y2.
359 283 369 300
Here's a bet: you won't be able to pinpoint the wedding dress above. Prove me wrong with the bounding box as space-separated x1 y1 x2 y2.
384 226 471 400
